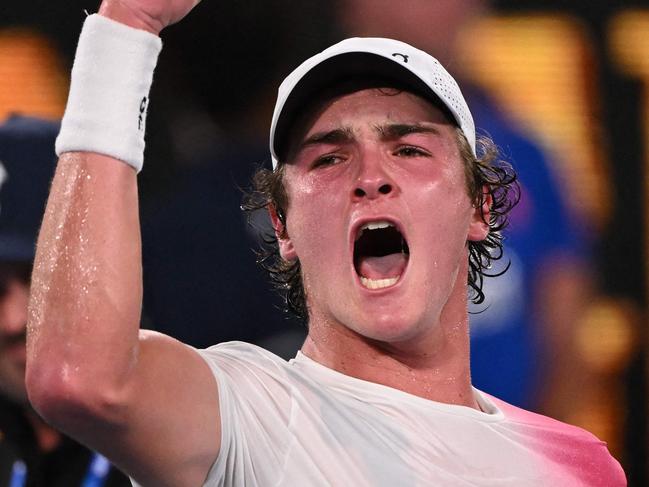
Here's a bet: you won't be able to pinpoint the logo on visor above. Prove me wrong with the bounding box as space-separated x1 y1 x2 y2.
392 53 409 63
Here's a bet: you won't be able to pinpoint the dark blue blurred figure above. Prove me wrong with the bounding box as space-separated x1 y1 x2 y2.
141 142 303 356
0 115 131 486
465 90 589 408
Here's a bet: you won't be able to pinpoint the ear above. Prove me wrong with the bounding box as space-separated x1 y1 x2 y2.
467 186 492 242
268 205 297 261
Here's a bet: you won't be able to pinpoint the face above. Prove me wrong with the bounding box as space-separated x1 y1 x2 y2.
275 88 488 344
0 263 30 404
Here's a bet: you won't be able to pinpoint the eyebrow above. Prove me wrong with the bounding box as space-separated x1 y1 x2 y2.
295 122 441 154
375 123 441 140
298 127 355 151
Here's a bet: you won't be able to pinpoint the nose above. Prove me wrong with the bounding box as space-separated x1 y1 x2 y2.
352 151 397 201
0 279 29 335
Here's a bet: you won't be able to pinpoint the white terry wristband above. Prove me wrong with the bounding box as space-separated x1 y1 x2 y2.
56 14 163 173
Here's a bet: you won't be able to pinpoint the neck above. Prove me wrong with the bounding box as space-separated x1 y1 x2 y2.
302 284 478 410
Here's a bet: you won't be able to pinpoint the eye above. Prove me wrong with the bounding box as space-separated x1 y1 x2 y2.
394 146 430 158
312 153 344 168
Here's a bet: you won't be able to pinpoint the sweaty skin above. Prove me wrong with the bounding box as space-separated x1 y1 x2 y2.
276 88 489 408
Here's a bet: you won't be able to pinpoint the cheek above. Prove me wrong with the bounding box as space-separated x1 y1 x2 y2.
286 182 323 239
415 171 472 218
284 178 346 261
410 177 474 253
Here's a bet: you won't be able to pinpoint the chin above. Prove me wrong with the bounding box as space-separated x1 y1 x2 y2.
347 306 431 344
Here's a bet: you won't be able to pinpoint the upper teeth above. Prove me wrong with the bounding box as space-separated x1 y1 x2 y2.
357 221 393 239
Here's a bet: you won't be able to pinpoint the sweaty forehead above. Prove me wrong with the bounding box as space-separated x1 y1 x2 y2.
281 77 455 161
309 89 451 128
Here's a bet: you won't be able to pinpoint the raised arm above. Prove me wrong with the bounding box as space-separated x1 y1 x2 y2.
25 2 220 486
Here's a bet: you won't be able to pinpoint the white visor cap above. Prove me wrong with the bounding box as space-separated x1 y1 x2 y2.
269 37 476 168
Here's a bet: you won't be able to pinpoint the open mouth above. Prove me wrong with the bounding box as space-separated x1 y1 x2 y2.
353 221 409 290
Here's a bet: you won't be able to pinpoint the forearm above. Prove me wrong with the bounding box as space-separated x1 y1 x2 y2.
26 3 162 408
27 151 142 411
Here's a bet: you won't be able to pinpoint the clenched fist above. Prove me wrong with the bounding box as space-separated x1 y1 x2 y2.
98 0 201 34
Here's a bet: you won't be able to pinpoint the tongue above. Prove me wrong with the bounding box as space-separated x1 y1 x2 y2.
357 253 408 280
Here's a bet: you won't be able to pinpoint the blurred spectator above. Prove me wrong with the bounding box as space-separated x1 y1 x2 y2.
140 142 305 353
338 0 594 410
0 115 131 486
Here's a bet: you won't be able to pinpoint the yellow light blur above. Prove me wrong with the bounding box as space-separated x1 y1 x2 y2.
609 10 649 316
575 298 638 373
0 28 68 121
457 14 611 231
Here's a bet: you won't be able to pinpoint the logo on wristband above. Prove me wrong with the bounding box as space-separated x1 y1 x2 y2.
138 97 149 131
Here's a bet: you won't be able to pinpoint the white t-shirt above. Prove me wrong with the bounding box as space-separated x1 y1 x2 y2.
196 341 625 487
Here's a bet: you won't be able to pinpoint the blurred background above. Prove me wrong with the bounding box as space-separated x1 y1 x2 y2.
0 0 646 484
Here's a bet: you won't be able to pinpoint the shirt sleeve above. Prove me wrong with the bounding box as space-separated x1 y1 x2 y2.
195 342 295 487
